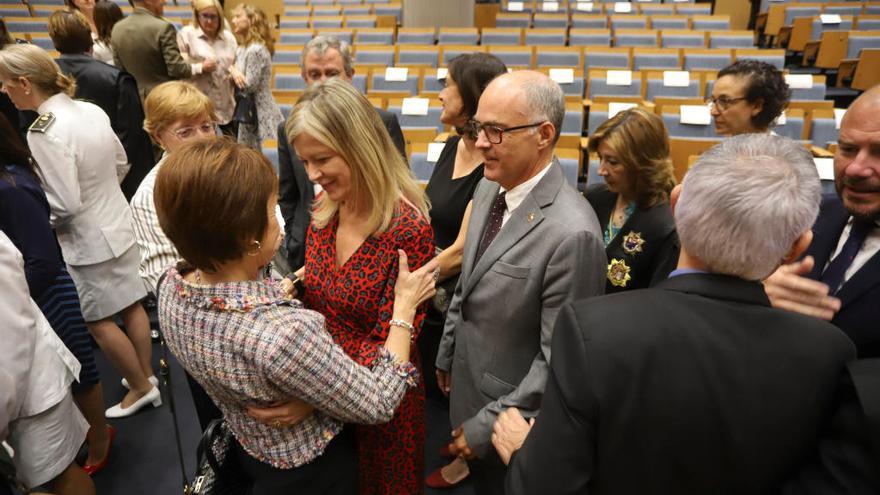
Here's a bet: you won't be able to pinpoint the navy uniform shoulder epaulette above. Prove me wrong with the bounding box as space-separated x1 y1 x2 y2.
28 112 56 133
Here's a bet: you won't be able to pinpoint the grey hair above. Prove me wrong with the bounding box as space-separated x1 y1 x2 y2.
675 134 821 280
302 35 354 77
521 76 565 144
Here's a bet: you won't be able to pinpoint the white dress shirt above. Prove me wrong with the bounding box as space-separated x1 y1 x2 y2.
499 161 553 226
826 216 880 292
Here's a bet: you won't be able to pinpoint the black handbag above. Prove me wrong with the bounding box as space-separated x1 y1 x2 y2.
232 88 257 127
190 420 250 495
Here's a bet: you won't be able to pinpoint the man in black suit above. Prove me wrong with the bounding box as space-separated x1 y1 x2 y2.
48 10 155 200
277 35 405 271
491 134 857 495
764 85 880 359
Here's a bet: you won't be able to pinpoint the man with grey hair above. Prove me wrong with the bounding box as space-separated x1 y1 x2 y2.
493 134 856 495
435 70 606 494
276 35 404 271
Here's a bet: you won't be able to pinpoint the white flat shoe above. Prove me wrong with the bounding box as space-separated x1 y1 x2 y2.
106 386 162 418
121 375 158 390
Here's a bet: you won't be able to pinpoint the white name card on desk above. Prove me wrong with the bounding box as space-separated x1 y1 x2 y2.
427 142 446 163
614 2 633 13
549 68 575 84
507 1 524 11
608 102 637 118
401 97 429 116
576 2 594 11
436 67 448 80
774 111 787 126
663 70 690 87
785 74 813 89
385 67 408 82
680 105 712 125
814 158 835 180
606 70 633 86
834 108 846 129
820 14 842 24
543 2 559 12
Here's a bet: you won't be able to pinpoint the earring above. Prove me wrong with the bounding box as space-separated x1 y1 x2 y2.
246 240 262 256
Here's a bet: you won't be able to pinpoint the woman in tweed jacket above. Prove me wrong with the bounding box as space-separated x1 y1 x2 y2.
154 139 439 494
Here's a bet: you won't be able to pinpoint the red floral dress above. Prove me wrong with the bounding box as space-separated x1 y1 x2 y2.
303 200 434 495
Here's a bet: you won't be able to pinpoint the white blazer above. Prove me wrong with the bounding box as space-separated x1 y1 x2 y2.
0 232 79 437
27 93 136 266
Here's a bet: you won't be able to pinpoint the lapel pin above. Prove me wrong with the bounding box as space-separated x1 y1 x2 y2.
607 259 632 288
527 212 535 222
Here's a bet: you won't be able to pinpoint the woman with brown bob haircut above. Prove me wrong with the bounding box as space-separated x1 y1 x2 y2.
586 107 680 293
154 139 438 494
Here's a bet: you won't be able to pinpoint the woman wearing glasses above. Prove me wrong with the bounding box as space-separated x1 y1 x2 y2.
423 52 507 489
176 0 237 136
709 60 790 137
586 108 679 293
0 44 158 419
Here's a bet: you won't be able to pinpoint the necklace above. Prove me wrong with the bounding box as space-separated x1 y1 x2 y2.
604 201 636 247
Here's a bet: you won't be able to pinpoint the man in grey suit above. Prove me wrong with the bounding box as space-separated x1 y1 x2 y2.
111 0 191 101
435 70 606 494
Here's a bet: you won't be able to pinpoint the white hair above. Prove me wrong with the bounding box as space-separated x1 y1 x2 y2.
675 134 821 280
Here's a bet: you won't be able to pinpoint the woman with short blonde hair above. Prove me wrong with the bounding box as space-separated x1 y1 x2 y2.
586 107 679 293
265 78 435 494
228 3 282 148
176 0 237 134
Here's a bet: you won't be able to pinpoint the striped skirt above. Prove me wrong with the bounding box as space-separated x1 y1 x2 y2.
35 267 100 393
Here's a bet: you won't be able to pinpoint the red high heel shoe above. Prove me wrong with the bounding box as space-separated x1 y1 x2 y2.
83 424 116 476
425 457 470 489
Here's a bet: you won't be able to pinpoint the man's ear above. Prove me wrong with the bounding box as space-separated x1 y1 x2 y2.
783 229 813 264
670 184 682 214
537 122 555 150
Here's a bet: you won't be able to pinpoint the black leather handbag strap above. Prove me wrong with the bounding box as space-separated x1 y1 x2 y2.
155 270 192 494
846 358 880 472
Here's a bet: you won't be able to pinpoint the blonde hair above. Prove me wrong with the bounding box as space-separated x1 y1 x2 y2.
191 0 227 35
286 78 429 233
0 44 75 97
588 107 676 208
232 4 274 55
143 81 216 139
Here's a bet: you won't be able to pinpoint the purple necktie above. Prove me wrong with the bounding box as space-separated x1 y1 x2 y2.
476 191 506 261
820 218 873 295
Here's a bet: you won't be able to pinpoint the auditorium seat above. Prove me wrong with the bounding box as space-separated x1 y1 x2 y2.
587 69 643 99
438 27 479 45
481 27 523 46
644 70 702 100
683 48 733 71
583 47 632 70
661 29 707 48
569 28 612 47
632 47 681 70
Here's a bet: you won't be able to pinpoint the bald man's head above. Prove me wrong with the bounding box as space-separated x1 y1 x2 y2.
834 84 880 220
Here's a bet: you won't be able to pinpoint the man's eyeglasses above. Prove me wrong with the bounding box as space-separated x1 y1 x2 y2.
706 96 747 111
171 121 217 139
469 120 545 144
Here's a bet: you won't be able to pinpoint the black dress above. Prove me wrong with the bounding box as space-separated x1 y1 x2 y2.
585 184 680 294
421 136 484 397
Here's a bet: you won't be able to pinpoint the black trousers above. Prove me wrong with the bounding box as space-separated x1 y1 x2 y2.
233 429 358 495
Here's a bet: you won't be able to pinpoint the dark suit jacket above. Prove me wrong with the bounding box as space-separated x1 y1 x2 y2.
56 54 155 200
585 184 679 293
507 273 856 495
276 109 405 270
804 194 880 358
